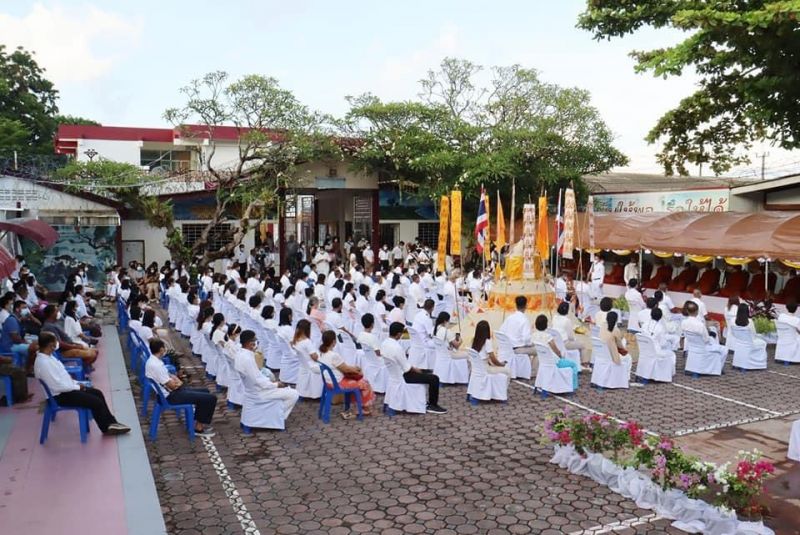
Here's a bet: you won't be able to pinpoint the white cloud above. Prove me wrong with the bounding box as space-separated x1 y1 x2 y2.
377 22 462 98
0 2 141 83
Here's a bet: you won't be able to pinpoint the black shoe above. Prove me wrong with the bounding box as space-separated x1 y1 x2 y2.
426 404 448 414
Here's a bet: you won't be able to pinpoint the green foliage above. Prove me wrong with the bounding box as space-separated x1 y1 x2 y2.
54 115 100 127
578 1 800 175
612 295 629 312
344 58 626 210
0 45 59 150
753 315 776 335
0 118 32 148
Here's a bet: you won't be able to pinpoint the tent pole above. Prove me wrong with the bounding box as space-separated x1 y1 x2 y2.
639 248 644 287
765 260 769 296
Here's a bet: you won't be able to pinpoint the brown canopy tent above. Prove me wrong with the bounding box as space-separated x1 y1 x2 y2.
550 211 800 262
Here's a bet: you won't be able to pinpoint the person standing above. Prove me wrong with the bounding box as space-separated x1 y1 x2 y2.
589 256 605 301
34 332 130 435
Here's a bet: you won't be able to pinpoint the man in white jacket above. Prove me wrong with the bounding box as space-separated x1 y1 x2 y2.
235 330 299 419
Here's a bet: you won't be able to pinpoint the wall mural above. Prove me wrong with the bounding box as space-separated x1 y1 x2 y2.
21 225 118 291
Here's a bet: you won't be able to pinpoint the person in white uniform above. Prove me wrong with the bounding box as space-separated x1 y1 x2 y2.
589 256 605 301
235 330 300 419
498 295 536 355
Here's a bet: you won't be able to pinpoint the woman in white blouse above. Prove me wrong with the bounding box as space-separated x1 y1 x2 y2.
63 300 93 347
470 320 512 378
734 303 767 350
277 308 294 342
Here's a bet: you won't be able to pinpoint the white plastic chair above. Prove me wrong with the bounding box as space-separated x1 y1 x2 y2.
262 328 282 370
293 347 323 399
495 330 532 380
408 326 434 369
729 326 768 370
214 345 233 388
627 303 642 332
431 337 469 385
466 348 509 403
789 419 800 462
383 352 427 415
589 337 631 389
226 358 246 407
775 321 800 364
533 342 574 397
683 331 726 376
337 332 362 368
547 328 581 368
634 333 674 383
361 346 387 394
277 336 299 384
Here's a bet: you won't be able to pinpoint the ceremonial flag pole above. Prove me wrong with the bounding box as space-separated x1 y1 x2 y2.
554 188 562 277
509 178 516 246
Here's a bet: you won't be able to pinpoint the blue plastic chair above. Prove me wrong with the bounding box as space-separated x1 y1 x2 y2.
146 378 195 442
54 351 86 381
1 374 13 407
318 363 363 424
38 380 92 444
140 356 176 417
117 298 129 330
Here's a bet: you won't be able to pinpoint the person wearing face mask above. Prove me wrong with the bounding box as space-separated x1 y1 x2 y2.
0 300 35 370
40 305 98 367
35 332 130 435
13 281 42 335
0 292 14 326
146 338 217 437
235 329 300 419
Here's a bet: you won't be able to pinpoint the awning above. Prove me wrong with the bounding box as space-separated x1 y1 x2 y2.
0 218 59 248
554 211 800 262
0 245 16 279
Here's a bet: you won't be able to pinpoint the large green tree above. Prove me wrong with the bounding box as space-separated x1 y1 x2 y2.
0 45 59 149
578 0 800 175
344 58 626 210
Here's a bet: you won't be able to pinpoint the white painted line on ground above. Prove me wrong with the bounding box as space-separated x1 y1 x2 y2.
512 380 660 437
672 414 779 437
766 369 800 380
671 382 780 415
200 436 261 535
567 513 663 534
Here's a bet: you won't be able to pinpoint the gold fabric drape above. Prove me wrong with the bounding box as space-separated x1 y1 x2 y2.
536 195 550 261
450 190 461 257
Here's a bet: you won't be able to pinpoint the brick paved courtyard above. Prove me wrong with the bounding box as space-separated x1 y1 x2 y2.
125 327 800 535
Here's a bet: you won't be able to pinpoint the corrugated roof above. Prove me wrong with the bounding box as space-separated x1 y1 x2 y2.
583 172 757 194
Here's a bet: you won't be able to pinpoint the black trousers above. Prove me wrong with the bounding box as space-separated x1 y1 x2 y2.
403 370 440 406
0 365 28 403
56 388 117 432
168 387 217 424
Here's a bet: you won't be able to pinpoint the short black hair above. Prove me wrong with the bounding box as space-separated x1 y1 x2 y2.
332 297 342 309
38 331 57 349
424 299 435 310
361 313 375 329
389 322 406 337
149 338 166 355
787 301 798 314
646 297 657 309
534 314 548 331
515 295 527 310
599 297 613 312
650 307 663 321
557 302 569 316
628 278 638 288
240 330 257 346
43 304 57 319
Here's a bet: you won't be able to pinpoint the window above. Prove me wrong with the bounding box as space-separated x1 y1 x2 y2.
182 223 232 251
140 150 191 172
417 222 439 249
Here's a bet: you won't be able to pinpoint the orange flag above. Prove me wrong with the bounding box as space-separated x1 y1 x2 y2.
536 195 550 260
496 191 506 249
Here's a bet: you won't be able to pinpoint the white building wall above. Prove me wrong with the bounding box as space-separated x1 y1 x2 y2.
76 139 142 165
0 176 117 215
122 218 257 269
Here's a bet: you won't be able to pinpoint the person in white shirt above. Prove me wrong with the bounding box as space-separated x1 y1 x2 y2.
589 256 605 300
531 315 579 389
391 244 403 267
362 246 375 273
471 320 512 379
381 322 447 414
637 297 658 328
318 330 375 418
640 308 675 357
732 303 767 350
34 331 129 435
681 301 727 362
625 279 646 315
408 275 425 307
387 296 406 325
357 314 382 355
379 245 390 271
552 302 588 365
276 308 294 342
279 270 292 292
146 338 216 436
657 282 679 313
236 330 300 419
624 259 639 287
778 301 800 331
411 299 435 337
499 296 535 355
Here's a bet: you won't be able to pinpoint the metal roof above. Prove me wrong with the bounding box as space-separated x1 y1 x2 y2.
583 172 757 194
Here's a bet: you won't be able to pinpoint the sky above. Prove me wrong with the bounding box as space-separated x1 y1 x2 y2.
0 0 794 176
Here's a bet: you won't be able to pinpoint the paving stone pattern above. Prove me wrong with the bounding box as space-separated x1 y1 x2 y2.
125 325 797 535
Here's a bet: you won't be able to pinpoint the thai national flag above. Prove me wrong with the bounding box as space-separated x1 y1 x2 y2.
475 188 488 254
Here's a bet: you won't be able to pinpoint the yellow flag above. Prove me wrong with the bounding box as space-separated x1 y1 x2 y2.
437 196 450 272
536 195 550 261
450 190 462 256
496 191 506 249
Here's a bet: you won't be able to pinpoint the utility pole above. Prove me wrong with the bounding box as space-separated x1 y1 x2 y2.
757 152 769 180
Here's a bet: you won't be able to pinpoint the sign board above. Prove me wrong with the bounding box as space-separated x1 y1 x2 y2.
594 189 730 213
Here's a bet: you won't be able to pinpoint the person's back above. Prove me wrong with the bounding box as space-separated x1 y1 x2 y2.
0 314 21 353
552 313 573 342
778 310 800 329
